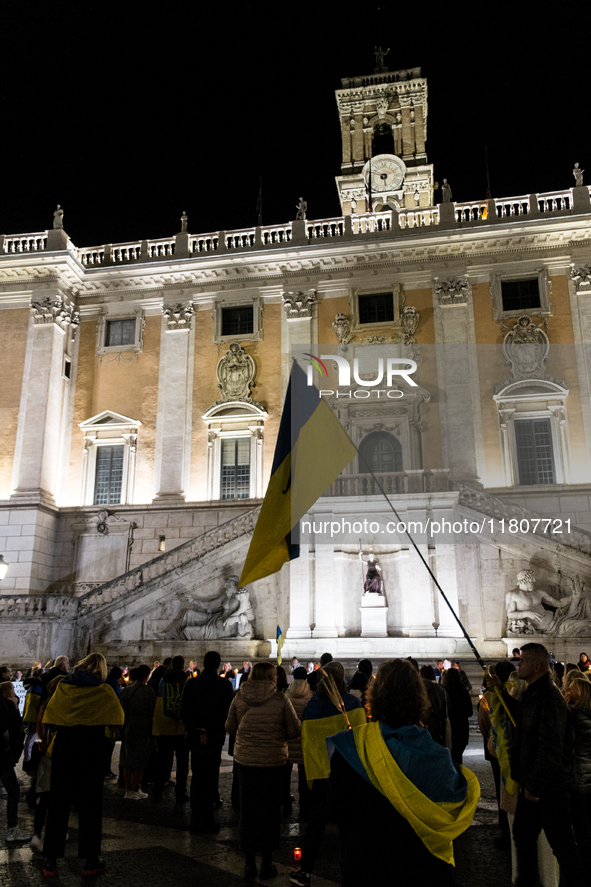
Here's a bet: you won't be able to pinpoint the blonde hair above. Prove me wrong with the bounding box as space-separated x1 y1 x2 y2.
563 669 585 694
567 675 591 709
250 662 276 682
0 681 15 699
75 652 107 681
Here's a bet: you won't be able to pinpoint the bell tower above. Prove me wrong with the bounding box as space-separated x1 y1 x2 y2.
335 53 434 215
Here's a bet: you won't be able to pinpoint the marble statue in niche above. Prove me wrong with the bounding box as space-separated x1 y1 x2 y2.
359 549 382 594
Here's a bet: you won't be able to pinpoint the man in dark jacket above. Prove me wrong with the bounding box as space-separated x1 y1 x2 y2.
512 642 582 886
180 650 233 833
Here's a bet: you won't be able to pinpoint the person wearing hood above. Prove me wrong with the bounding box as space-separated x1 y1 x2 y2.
40 653 124 877
151 655 189 804
225 662 300 880
285 666 313 818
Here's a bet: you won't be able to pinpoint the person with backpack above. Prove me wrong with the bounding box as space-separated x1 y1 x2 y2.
151 655 188 803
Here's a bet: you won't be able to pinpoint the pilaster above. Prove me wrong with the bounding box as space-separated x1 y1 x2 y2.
152 302 195 503
11 293 79 506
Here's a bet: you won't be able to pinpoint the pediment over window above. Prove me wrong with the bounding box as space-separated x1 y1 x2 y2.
493 379 568 404
79 411 142 431
202 402 267 423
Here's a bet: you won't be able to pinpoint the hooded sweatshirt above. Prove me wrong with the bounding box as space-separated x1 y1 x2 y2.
225 679 300 767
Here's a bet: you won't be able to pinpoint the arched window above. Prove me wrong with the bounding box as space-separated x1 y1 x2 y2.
359 432 402 474
372 123 395 156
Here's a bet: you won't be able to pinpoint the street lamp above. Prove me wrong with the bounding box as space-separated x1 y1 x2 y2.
0 555 8 581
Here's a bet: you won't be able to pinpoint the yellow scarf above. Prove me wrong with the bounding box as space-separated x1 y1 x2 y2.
353 721 480 865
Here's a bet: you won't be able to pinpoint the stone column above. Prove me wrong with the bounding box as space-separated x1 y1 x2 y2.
11 293 79 506
313 542 339 638
286 544 313 639
152 302 195 503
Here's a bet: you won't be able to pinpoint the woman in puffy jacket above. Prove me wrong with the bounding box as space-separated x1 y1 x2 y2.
564 674 591 854
225 662 300 879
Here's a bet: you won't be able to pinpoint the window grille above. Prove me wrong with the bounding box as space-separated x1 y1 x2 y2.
221 438 251 499
94 445 125 504
515 419 555 485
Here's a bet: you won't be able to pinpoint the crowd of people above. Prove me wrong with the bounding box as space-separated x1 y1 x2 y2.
0 645 589 885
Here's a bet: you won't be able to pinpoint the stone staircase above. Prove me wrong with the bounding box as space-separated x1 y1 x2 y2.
76 506 260 622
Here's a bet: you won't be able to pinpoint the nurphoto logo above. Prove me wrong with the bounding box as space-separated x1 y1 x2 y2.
304 353 418 399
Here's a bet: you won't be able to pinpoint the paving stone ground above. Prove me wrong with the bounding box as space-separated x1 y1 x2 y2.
0 718 513 886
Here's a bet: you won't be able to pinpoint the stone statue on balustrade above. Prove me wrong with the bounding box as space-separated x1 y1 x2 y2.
573 163 585 187
295 197 307 220
359 549 382 594
441 180 452 203
505 568 574 636
53 205 64 229
165 575 254 640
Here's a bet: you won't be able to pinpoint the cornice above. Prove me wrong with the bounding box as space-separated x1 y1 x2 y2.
2 216 591 303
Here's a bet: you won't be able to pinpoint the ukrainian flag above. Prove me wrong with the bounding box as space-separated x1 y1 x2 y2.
239 363 356 586
276 625 285 665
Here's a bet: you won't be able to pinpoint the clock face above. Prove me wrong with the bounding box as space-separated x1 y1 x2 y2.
363 154 406 192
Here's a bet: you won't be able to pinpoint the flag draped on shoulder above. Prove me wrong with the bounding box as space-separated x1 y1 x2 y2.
239 362 356 587
42 682 124 728
330 722 480 865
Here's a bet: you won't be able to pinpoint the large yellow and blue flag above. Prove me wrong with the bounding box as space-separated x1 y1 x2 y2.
239 362 356 587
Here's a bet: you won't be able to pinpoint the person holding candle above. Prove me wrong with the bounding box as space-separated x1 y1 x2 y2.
326 659 479 887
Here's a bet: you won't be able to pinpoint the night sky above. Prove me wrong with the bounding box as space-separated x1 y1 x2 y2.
1 1 587 248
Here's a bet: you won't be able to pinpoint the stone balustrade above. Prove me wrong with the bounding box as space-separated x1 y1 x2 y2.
3 233 47 254
398 207 439 228
0 595 78 618
4 184 590 268
457 484 591 549
327 468 451 497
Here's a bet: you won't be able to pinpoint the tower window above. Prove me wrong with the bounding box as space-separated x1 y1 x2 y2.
514 419 555 485
221 306 254 337
372 123 395 156
501 279 541 312
106 319 136 347
221 438 251 499
93 445 125 505
358 293 394 325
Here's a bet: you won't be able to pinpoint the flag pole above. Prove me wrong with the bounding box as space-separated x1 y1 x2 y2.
355 449 516 726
